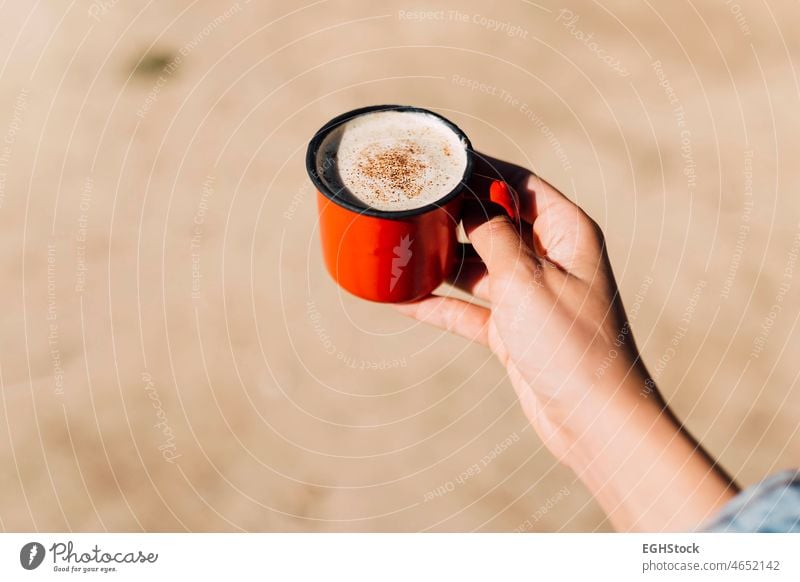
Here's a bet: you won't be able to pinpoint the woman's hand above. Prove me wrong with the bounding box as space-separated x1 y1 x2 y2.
396 153 738 531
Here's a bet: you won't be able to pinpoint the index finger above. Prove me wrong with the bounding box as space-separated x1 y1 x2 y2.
468 152 577 224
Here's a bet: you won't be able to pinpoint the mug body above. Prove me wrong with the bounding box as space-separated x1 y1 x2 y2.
316 192 462 302
307 105 473 303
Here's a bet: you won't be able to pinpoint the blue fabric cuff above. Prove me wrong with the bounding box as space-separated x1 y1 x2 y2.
702 469 800 532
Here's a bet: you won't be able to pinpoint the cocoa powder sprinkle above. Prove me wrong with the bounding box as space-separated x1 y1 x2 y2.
356 141 428 202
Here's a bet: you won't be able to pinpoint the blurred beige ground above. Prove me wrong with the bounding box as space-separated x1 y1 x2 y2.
0 0 798 532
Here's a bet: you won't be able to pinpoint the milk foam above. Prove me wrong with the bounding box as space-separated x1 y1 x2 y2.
317 110 468 211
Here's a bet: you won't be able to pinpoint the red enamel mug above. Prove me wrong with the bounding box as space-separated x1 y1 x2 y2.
306 104 515 303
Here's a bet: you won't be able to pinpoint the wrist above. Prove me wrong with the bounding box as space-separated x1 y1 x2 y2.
547 375 737 531
557 384 670 472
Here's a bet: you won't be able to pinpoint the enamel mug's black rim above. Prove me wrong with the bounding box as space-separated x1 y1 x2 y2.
305 104 474 220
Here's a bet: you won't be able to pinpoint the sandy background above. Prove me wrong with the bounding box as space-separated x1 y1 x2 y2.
0 0 798 532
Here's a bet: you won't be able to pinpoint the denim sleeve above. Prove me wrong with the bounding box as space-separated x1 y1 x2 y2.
702 469 800 532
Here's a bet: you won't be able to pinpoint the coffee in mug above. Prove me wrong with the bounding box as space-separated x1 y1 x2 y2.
315 109 469 212
307 105 515 303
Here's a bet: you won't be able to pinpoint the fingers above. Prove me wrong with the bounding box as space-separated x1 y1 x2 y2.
531 204 606 281
522 172 580 223
447 258 490 301
394 295 490 345
469 151 606 283
462 199 538 277
469 152 578 224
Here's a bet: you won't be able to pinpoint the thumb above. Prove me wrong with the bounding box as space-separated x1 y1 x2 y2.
462 199 538 277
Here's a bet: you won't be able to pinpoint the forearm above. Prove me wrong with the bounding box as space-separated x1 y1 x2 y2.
561 381 739 531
